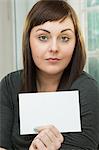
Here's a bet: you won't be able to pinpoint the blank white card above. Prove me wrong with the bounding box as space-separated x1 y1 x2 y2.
19 91 81 135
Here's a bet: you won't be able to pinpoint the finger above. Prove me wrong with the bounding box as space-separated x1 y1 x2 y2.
35 125 64 143
32 138 47 150
43 129 57 142
29 142 37 150
34 131 60 150
34 125 59 136
43 125 64 143
34 130 52 147
44 129 61 149
35 125 63 142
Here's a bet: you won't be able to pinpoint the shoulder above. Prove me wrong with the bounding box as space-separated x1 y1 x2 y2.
1 70 22 82
0 70 22 93
71 71 99 91
0 70 22 109
71 71 99 107
71 71 99 104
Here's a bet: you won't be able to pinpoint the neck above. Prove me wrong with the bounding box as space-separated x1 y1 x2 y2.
36 69 63 92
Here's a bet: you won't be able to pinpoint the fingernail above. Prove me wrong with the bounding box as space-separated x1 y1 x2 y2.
34 128 38 133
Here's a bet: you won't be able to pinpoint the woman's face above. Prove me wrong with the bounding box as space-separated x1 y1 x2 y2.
30 17 76 76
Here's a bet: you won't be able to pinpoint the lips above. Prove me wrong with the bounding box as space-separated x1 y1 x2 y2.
46 58 61 63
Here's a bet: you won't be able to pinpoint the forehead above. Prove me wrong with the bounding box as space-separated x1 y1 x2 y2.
32 17 75 32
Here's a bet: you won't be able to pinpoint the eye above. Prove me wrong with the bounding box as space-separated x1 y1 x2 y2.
38 35 48 42
61 36 70 42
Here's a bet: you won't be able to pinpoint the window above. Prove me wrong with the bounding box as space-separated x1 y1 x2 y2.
81 0 99 84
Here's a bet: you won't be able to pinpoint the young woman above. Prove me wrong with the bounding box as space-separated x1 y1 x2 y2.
0 0 99 149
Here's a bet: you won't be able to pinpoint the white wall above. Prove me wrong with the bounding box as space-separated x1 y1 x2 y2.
68 0 81 19
0 0 36 80
0 0 15 80
14 0 36 70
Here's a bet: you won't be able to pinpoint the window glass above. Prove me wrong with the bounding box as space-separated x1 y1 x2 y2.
81 0 99 84
89 57 99 84
87 0 99 7
87 11 99 51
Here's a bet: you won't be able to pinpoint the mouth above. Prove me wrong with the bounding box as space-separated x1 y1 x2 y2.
46 58 61 63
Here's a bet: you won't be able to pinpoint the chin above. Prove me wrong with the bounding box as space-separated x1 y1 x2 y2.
44 69 64 76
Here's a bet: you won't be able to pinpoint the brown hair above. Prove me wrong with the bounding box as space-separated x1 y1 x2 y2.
21 0 86 92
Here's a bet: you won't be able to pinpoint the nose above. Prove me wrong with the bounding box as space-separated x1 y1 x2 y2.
49 38 59 53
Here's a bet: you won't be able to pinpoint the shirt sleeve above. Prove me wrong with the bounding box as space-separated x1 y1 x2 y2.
60 77 99 150
0 75 14 149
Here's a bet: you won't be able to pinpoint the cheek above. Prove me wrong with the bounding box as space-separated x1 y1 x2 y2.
31 50 40 64
63 44 75 58
68 40 75 51
32 54 41 68
30 40 46 58
30 42 41 60
31 47 45 68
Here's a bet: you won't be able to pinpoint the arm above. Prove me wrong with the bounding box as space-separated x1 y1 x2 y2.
0 148 7 150
0 76 13 149
60 77 99 149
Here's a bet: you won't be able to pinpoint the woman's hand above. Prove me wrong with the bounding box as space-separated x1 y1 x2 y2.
29 125 64 150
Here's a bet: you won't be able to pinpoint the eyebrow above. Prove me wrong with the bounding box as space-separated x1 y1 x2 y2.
36 28 74 34
61 29 74 33
36 29 50 33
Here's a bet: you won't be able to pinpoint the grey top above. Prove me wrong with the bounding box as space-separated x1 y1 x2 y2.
0 70 99 150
